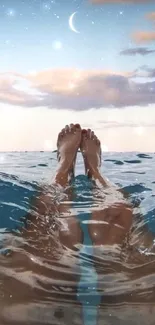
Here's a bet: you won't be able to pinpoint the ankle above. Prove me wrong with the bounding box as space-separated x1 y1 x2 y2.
57 161 71 175
86 166 100 178
53 167 70 187
87 168 110 187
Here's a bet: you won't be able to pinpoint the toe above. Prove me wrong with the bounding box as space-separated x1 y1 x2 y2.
70 123 81 134
65 125 69 133
57 130 63 146
91 131 95 139
69 123 74 133
81 129 87 139
81 129 87 140
90 130 97 141
73 123 81 133
82 129 87 134
95 134 100 145
57 128 64 140
75 123 81 129
87 129 91 138
75 123 81 132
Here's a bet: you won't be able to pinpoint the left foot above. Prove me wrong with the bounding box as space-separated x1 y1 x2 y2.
56 123 81 179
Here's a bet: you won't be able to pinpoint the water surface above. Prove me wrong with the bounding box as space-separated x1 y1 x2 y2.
0 151 155 325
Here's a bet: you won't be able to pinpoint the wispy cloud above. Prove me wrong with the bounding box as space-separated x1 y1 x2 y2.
134 65 155 78
0 73 43 107
132 10 155 44
0 69 155 110
146 11 155 22
120 47 155 56
96 120 155 129
133 31 155 43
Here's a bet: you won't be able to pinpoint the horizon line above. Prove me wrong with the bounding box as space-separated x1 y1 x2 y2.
0 150 154 154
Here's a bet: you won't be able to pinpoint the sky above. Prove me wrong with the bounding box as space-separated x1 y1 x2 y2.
0 0 155 152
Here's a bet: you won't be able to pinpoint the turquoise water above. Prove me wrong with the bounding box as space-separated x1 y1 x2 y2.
0 151 155 324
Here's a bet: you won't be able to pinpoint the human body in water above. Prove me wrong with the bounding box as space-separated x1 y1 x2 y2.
1 123 155 314
23 123 153 250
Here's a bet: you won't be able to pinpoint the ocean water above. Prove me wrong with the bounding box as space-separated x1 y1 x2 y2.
0 151 155 325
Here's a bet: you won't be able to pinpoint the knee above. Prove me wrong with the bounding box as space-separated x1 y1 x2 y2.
59 218 83 248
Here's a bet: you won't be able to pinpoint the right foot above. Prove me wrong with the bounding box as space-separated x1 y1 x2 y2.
80 129 101 178
57 123 81 177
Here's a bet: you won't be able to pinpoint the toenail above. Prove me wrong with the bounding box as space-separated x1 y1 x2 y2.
82 129 87 134
75 123 80 128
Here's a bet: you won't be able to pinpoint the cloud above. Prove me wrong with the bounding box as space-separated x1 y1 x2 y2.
0 73 45 107
90 0 152 3
120 47 155 56
132 31 155 43
135 65 155 78
96 120 155 128
146 12 155 22
132 10 155 44
143 67 155 78
0 69 155 110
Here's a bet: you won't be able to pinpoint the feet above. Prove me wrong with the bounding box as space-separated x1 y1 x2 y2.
80 129 101 178
56 124 81 183
55 125 108 188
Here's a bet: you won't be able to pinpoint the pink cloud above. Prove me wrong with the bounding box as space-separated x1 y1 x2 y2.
132 31 155 43
146 12 155 22
0 69 155 110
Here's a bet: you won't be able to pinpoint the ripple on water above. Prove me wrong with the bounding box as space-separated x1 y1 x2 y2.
0 152 155 324
124 159 142 164
137 153 152 159
104 159 124 165
122 184 151 194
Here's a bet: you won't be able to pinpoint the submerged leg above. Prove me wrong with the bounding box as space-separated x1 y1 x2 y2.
79 130 155 308
80 129 133 246
0 124 84 310
23 123 83 250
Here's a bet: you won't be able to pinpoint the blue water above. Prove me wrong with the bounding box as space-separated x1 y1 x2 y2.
0 151 155 325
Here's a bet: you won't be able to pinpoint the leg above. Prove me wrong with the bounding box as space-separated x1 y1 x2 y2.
0 124 84 310
22 123 83 251
80 129 133 246
79 129 155 307
80 129 154 250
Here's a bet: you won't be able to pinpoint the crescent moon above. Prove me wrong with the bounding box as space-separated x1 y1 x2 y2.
69 12 80 34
